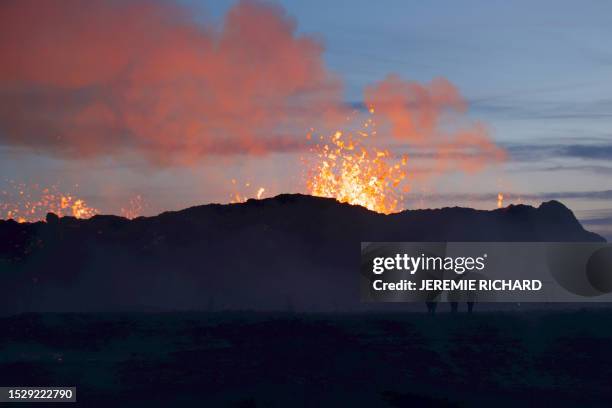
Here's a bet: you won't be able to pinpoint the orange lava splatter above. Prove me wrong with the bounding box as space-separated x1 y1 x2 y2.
497 193 504 209
230 179 267 203
0 181 98 222
305 108 409 214
120 195 146 219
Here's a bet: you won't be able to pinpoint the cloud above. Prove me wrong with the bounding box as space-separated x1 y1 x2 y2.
534 165 612 175
470 97 612 121
0 0 504 177
504 143 612 162
539 190 612 200
364 74 506 173
581 215 612 227
364 75 466 142
577 210 612 241
0 0 343 165
561 144 612 160
425 190 612 203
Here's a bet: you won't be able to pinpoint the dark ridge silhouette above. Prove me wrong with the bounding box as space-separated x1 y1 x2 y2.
0 194 604 313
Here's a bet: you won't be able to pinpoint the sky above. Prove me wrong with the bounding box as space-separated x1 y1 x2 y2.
1 0 611 238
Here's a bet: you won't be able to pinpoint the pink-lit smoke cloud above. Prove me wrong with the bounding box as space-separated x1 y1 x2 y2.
0 0 504 172
0 0 343 164
364 74 506 173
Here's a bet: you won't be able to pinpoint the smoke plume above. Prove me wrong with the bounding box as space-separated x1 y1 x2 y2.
0 0 503 173
0 0 343 164
364 74 506 172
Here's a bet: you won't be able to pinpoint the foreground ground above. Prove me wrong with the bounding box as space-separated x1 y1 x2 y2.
1 310 611 407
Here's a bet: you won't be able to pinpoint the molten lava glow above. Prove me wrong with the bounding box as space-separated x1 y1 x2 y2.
120 195 146 219
497 193 504 209
0 182 98 222
230 180 266 203
305 109 409 214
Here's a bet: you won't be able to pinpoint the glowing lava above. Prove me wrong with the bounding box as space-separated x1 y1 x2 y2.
305 108 409 214
1 182 98 222
121 195 146 219
230 180 266 203
497 193 504 209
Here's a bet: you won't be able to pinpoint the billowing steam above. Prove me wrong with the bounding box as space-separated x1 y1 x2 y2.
0 0 343 164
0 0 506 216
364 74 506 173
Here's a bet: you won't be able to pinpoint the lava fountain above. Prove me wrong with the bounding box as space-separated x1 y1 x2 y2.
497 193 504 209
120 195 147 220
305 108 409 214
230 180 267 203
0 182 98 222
